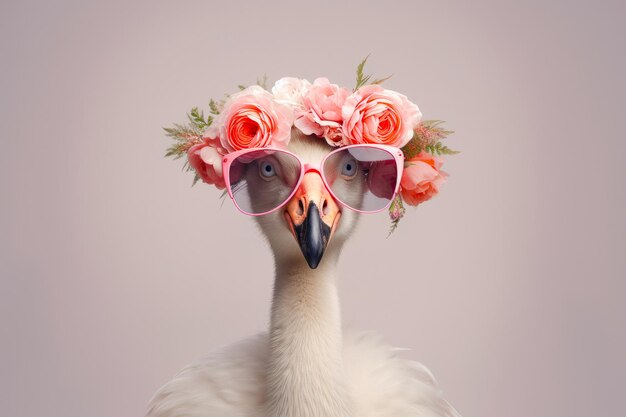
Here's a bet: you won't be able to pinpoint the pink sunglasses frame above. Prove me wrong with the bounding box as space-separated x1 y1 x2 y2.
222 143 405 217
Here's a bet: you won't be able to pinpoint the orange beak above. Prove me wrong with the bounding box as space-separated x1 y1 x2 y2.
284 172 341 268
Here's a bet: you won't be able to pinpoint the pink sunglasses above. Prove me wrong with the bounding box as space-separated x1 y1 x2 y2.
222 144 405 216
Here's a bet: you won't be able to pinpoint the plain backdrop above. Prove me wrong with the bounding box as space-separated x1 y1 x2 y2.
1 1 625 417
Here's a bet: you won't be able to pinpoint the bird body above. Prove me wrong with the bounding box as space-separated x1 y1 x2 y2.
147 331 459 417
148 131 460 417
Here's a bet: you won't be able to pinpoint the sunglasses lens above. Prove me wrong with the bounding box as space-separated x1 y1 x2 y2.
228 149 301 214
323 146 398 212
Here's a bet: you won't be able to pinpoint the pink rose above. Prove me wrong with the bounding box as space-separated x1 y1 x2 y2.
342 85 421 148
294 78 351 146
400 152 447 206
187 142 226 189
271 77 311 108
205 86 294 152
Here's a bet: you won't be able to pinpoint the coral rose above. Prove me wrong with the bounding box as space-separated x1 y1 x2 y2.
294 77 351 146
271 77 311 108
187 142 226 189
400 151 447 206
205 86 294 153
342 85 421 148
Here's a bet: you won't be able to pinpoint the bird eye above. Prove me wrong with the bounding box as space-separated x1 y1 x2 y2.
341 158 358 178
259 160 277 179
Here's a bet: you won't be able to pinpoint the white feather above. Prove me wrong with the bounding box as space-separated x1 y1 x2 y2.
146 330 460 417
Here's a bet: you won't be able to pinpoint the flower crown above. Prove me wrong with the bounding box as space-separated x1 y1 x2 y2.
164 58 457 233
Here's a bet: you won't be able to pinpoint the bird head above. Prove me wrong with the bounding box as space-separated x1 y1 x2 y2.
252 129 361 269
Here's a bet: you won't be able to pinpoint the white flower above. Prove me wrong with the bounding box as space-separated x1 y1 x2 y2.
271 77 311 108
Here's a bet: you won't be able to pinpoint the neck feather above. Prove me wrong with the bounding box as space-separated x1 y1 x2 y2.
264 255 352 417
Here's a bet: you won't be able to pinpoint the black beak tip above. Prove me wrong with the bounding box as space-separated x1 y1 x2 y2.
293 202 331 269
306 253 322 269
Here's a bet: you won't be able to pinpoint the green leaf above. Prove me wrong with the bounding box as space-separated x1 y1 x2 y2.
404 120 459 157
187 107 209 130
354 54 371 90
209 99 220 115
424 141 460 156
370 74 393 85
437 144 460 155
354 55 392 90
162 115 204 163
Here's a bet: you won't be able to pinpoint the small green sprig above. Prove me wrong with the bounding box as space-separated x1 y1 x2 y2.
354 55 393 91
388 121 457 234
164 102 221 160
401 120 457 160
188 107 212 130
425 141 459 156
164 83 252 187
163 106 217 186
163 122 203 160
208 99 222 115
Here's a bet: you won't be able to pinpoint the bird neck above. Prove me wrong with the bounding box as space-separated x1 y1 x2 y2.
264 255 353 417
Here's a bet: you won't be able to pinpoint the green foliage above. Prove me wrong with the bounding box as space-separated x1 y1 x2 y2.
355 56 369 90
163 122 203 160
425 141 459 156
208 99 221 115
354 55 392 90
162 105 213 180
400 136 423 161
188 107 212 130
401 120 458 159
421 120 455 140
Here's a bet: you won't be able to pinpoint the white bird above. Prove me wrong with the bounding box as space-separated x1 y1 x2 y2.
147 129 461 417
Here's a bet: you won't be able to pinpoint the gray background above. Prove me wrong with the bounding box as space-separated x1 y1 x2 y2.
2 1 625 417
